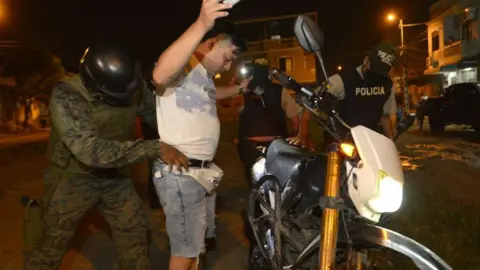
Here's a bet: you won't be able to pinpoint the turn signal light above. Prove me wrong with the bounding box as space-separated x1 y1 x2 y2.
340 143 356 158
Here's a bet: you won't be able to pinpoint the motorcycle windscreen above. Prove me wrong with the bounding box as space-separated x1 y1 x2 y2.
347 125 404 221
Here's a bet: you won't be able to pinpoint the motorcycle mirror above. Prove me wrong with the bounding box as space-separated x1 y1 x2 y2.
396 113 416 135
294 15 328 80
294 15 324 53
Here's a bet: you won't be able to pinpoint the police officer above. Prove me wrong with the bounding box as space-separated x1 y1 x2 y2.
25 40 188 270
416 93 428 132
325 43 398 140
144 71 161 209
237 60 310 184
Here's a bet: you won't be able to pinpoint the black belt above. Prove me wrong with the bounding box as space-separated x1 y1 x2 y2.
189 159 212 168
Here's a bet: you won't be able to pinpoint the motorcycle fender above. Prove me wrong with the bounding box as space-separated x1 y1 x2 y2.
348 223 452 270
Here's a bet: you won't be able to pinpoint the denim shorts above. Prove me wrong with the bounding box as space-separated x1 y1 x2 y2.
152 162 216 258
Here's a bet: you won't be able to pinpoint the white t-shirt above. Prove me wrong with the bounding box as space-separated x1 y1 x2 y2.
156 58 220 161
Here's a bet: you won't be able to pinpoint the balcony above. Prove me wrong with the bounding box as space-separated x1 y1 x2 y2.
426 38 480 70
427 41 462 68
245 37 301 53
444 41 461 58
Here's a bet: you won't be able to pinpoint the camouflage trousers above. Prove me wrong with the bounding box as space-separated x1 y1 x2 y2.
24 175 151 270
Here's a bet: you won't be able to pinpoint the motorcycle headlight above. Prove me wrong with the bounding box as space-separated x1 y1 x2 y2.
367 170 403 213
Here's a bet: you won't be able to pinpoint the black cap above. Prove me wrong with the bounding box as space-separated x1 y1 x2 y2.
368 43 397 77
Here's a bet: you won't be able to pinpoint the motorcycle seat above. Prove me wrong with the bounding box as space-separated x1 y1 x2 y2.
265 139 309 189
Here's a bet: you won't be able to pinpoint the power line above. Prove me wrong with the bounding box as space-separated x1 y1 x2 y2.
416 29 428 38
405 51 426 62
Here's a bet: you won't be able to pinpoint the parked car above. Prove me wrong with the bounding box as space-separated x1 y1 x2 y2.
423 82 480 133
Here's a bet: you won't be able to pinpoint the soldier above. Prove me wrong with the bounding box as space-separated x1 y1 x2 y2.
24 40 188 270
144 77 161 208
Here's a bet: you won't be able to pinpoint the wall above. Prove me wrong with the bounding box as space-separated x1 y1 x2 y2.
235 13 318 84
427 0 480 69
265 48 316 84
239 38 317 84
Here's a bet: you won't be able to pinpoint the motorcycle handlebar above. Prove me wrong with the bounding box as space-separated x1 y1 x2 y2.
270 68 313 97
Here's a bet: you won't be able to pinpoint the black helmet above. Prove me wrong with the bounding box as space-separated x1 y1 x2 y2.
79 40 142 106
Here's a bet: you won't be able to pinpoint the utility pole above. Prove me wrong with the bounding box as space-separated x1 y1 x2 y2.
388 12 426 114
399 19 409 113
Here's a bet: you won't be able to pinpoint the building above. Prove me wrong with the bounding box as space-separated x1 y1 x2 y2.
215 13 318 122
425 0 480 86
216 13 317 86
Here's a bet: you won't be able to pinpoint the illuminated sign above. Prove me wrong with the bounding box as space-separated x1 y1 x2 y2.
254 58 269 66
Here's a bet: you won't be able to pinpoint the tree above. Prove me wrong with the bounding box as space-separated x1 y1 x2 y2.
3 49 66 127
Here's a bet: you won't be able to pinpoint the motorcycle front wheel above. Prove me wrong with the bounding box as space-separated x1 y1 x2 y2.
248 246 270 270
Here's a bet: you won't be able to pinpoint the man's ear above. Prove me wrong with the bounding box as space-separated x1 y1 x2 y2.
363 56 371 69
363 56 369 66
208 38 218 50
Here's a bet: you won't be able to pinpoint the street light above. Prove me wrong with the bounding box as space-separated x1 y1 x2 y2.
386 13 396 22
337 65 342 71
386 12 426 113
0 1 6 22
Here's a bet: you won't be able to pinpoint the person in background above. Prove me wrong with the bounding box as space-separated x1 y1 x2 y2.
138 77 161 209
236 61 311 185
416 92 428 131
134 85 161 208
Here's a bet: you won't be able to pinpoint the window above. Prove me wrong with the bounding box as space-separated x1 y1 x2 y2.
267 18 295 38
432 31 440 51
462 21 474 41
460 68 477 82
278 57 293 72
450 75 457 85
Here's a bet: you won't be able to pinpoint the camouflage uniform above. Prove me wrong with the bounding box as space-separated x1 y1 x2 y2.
25 74 158 270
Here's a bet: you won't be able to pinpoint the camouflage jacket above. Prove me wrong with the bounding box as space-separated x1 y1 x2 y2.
47 74 160 177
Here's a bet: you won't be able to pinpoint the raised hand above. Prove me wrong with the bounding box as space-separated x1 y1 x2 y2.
196 0 233 31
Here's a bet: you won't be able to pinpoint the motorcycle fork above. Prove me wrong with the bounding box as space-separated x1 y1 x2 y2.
318 144 341 270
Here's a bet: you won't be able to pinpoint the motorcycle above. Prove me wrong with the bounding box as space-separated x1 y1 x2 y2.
246 15 453 270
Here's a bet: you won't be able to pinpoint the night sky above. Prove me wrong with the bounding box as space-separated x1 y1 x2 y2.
6 0 438 74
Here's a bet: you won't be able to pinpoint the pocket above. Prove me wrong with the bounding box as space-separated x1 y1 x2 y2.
22 203 44 251
177 175 207 207
152 165 166 189
153 161 164 177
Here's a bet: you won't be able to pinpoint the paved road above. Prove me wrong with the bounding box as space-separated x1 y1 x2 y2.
0 126 479 269
0 130 50 150
0 130 250 270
